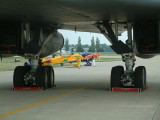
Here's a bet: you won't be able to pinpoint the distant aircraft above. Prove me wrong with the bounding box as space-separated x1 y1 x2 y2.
82 53 101 66
41 53 101 66
42 54 80 66
0 0 158 90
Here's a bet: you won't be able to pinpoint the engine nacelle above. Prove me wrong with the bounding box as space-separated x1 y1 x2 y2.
0 23 64 58
23 28 64 58
39 31 64 58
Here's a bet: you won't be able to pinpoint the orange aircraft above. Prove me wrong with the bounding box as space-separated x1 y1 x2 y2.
42 53 101 66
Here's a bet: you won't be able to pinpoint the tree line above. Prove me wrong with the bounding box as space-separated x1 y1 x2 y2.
64 36 113 52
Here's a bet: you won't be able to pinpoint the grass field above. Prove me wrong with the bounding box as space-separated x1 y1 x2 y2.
0 55 121 71
0 57 28 71
97 52 120 56
100 58 121 62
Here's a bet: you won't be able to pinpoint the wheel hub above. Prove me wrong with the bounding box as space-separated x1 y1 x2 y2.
24 72 36 86
121 72 134 87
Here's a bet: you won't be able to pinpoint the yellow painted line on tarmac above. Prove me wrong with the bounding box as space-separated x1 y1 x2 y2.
146 61 160 68
0 79 109 119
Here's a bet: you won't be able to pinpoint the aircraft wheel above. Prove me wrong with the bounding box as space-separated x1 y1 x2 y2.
46 66 54 88
134 66 146 90
13 66 30 87
36 66 48 89
110 66 124 88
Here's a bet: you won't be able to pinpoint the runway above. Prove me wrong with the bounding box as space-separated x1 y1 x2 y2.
0 56 160 120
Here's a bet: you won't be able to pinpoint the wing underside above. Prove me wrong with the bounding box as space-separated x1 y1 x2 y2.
1 0 160 34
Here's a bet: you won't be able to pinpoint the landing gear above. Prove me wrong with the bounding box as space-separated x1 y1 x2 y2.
111 65 146 90
11 22 64 90
97 21 147 91
110 53 147 90
13 55 55 90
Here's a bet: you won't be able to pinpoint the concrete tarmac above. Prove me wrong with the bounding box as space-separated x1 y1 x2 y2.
1 56 160 120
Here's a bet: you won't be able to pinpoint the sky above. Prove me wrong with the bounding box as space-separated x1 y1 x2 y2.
58 29 128 45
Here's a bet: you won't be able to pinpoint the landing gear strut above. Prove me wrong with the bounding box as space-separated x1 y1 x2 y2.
120 53 146 90
121 53 135 87
97 21 147 90
13 55 55 89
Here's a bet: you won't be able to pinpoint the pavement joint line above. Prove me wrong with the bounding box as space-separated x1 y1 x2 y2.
152 103 160 120
0 79 109 119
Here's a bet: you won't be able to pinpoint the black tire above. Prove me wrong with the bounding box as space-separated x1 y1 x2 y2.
143 67 147 89
13 66 30 87
134 66 146 90
46 66 54 88
110 66 124 88
116 66 124 71
36 66 48 89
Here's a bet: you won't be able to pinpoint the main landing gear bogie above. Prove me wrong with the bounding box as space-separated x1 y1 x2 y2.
96 21 147 91
13 65 55 90
111 65 147 90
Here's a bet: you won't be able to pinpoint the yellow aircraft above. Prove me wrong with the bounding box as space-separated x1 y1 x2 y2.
42 54 84 66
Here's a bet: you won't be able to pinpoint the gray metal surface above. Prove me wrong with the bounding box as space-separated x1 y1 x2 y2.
0 0 160 33
0 56 160 120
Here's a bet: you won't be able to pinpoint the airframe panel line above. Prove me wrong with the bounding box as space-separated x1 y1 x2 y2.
0 79 109 119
